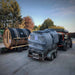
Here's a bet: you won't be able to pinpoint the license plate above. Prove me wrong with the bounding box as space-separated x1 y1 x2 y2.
32 53 39 59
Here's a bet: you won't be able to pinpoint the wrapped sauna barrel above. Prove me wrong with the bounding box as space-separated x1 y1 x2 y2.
28 29 59 60
3 28 31 49
29 29 59 51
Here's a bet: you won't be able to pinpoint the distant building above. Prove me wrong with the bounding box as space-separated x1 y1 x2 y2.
70 33 75 38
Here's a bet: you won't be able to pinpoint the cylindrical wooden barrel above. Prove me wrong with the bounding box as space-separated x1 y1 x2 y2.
3 28 31 49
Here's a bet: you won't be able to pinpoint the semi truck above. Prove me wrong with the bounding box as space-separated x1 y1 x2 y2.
55 29 72 51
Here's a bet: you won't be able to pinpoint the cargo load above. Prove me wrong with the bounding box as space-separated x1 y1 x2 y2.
28 29 59 60
3 28 31 49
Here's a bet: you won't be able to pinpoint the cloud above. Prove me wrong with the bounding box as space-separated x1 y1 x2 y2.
49 5 75 16
69 0 75 5
43 0 75 16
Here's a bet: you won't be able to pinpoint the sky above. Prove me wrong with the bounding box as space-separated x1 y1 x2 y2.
16 0 75 32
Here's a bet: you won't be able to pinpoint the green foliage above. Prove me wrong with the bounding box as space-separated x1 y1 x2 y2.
49 26 64 29
40 18 54 30
0 0 22 28
0 29 4 43
0 29 4 35
33 25 41 31
33 18 65 31
33 26 38 30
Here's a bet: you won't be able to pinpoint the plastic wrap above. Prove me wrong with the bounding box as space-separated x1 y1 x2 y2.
28 29 59 51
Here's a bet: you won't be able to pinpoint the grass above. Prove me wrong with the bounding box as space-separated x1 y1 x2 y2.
0 29 4 36
0 29 4 43
0 37 3 43
0 40 3 43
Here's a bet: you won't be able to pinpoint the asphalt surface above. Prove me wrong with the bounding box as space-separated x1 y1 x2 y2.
0 39 75 75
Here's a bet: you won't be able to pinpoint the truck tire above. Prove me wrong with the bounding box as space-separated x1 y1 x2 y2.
70 43 72 48
63 43 67 51
70 40 72 48
63 46 67 51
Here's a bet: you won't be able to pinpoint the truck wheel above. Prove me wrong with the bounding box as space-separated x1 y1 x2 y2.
63 46 67 51
70 44 72 48
70 40 72 48
63 43 67 51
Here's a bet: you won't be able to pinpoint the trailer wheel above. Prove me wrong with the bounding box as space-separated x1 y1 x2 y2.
17 47 22 52
0 48 2 54
46 53 54 61
47 53 54 61
50 54 54 61
54 51 57 58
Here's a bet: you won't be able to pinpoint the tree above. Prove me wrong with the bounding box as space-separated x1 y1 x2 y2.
49 26 64 29
9 0 22 28
33 25 41 31
0 0 8 28
0 0 22 28
38 25 41 30
23 16 34 31
0 0 13 28
19 18 25 29
33 25 38 30
39 18 65 30
40 18 54 30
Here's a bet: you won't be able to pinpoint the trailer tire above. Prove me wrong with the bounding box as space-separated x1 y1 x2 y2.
17 47 22 52
0 48 2 54
54 51 57 58
48 54 54 61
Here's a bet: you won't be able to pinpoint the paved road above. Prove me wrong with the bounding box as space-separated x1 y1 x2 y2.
0 39 75 75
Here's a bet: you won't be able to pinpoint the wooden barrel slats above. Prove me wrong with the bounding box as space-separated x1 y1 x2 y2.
3 28 31 49
8 28 16 39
